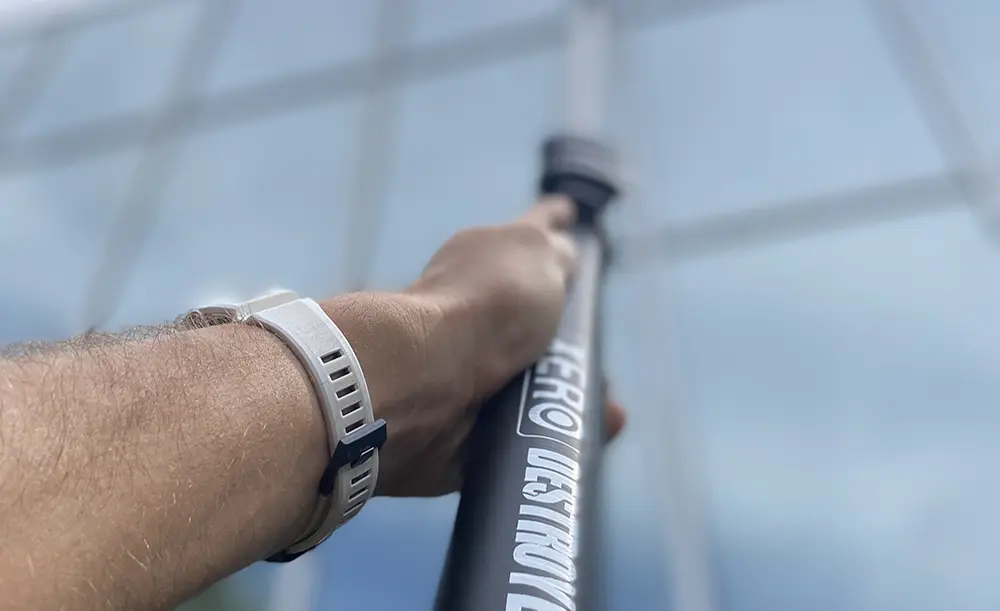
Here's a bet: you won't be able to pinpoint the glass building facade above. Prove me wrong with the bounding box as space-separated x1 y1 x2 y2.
2 1 1000 610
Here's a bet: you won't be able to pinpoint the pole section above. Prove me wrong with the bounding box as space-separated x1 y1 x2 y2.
435 2 618 610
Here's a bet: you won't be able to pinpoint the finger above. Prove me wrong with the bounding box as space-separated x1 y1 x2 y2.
602 378 626 443
604 397 627 443
519 195 577 231
548 231 578 279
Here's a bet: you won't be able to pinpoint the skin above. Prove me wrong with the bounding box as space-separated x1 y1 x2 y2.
0 197 625 610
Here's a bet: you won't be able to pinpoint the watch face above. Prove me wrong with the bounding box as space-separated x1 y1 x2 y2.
179 305 239 328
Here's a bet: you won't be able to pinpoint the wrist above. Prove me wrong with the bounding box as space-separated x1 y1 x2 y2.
402 279 521 404
200 323 330 553
318 292 441 415
318 292 469 496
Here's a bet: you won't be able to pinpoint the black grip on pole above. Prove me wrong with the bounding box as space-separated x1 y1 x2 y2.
435 135 619 611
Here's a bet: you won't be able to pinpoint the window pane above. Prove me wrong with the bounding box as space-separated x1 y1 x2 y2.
906 0 1000 159
368 50 562 288
409 0 563 45
0 151 138 343
13 0 199 140
204 0 376 96
0 37 30 95
307 499 458 609
107 99 364 330
623 0 945 224
600 270 675 611
643 209 1000 611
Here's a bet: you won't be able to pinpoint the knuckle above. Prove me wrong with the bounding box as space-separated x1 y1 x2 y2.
504 222 554 251
451 225 493 246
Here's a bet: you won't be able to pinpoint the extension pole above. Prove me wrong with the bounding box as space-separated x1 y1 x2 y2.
435 2 618 610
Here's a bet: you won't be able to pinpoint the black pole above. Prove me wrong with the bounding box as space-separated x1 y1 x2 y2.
435 134 620 611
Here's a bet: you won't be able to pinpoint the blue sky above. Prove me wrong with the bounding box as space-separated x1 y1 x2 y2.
2 1 1000 610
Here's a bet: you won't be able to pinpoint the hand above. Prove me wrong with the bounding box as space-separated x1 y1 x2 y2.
369 197 626 497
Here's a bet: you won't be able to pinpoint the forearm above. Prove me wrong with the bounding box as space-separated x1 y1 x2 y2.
0 292 443 610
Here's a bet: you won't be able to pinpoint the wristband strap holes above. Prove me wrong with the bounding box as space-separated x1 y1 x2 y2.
351 470 372 486
344 419 366 435
354 447 375 467
320 349 343 363
341 401 363 417
345 503 364 519
336 384 358 399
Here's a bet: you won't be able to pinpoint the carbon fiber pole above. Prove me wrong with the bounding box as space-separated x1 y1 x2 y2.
435 3 618 609
434 134 619 611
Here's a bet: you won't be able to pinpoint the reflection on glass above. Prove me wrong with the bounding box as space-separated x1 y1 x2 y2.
661 209 1000 611
0 37 31 97
600 268 676 611
107 99 363 330
625 0 944 224
13 0 199 140
205 0 376 96
409 0 563 45
0 151 137 342
369 51 560 288
905 0 1000 159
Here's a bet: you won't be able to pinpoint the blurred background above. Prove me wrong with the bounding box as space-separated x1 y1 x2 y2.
2 0 1000 609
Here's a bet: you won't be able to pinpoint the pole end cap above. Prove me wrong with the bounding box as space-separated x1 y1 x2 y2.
540 134 622 214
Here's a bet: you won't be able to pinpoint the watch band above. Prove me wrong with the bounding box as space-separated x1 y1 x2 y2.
251 298 385 561
182 291 387 562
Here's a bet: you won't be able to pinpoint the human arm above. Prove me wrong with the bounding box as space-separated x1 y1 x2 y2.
0 198 625 610
0 293 437 610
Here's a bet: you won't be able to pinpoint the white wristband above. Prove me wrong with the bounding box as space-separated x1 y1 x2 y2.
250 298 385 561
183 292 385 561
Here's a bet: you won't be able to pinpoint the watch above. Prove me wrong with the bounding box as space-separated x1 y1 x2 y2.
183 290 387 562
